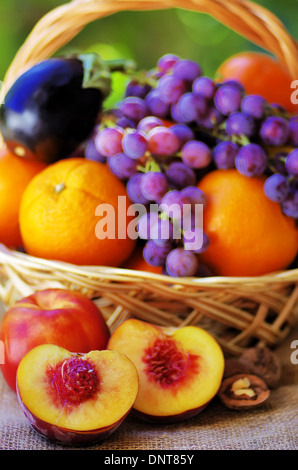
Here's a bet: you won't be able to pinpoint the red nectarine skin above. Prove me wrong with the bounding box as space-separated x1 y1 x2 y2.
17 388 127 446
0 288 110 391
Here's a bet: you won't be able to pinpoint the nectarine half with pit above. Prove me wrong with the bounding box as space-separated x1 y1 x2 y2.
16 344 139 446
0 288 110 391
107 319 225 423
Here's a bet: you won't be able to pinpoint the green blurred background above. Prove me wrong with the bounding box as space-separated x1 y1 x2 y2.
0 0 297 90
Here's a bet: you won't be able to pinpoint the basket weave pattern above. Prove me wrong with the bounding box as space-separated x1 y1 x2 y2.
0 0 298 356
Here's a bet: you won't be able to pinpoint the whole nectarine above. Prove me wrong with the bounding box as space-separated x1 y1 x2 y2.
108 319 225 423
0 288 110 392
17 344 139 445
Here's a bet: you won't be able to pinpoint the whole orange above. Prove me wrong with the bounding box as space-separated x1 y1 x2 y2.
215 52 297 113
19 158 136 266
198 169 298 277
0 148 46 248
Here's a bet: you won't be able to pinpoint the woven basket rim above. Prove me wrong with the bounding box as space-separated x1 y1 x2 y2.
1 0 298 96
1 243 298 288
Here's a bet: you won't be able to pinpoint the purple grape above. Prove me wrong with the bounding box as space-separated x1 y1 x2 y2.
157 74 187 104
235 143 267 177
214 84 242 115
172 59 202 83
137 212 159 239
143 239 172 267
150 218 175 246
181 210 197 231
165 161 196 189
170 123 195 148
180 186 207 208
281 190 298 218
116 116 136 129
144 90 170 118
183 228 209 253
122 130 148 159
192 76 216 100
166 248 199 277
264 173 290 202
148 126 180 157
140 171 169 202
197 106 224 130
137 116 164 133
125 80 151 98
212 141 238 169
126 173 150 204
157 53 180 74
94 127 124 157
175 92 207 123
260 116 290 146
170 103 185 123
181 140 212 169
223 80 245 94
107 153 138 180
241 94 266 119
85 139 106 163
285 149 298 176
225 112 255 137
160 190 191 220
289 116 298 146
119 96 148 122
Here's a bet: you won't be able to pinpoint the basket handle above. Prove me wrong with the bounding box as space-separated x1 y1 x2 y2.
2 0 298 95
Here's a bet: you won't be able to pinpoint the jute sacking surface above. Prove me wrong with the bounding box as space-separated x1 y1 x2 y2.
1 309 297 450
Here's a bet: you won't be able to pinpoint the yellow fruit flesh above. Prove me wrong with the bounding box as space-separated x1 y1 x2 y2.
108 319 224 418
17 344 139 432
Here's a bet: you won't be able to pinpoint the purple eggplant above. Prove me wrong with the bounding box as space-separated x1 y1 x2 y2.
0 53 112 164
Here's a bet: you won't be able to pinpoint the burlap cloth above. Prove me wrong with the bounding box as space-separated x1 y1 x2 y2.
1 307 297 450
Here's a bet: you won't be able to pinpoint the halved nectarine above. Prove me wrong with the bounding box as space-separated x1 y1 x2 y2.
107 319 224 423
16 344 139 445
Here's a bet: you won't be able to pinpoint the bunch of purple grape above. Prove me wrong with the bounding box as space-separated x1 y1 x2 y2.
84 53 298 276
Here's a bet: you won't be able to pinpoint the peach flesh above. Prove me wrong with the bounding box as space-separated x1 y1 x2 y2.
108 319 225 423
16 345 139 445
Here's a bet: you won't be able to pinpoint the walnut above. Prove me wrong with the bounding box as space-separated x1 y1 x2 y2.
218 374 270 410
239 346 281 388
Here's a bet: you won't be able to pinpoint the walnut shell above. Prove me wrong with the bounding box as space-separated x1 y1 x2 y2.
218 374 270 410
239 346 281 388
223 358 251 379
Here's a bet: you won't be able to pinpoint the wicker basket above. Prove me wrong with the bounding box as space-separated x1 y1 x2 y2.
0 0 298 356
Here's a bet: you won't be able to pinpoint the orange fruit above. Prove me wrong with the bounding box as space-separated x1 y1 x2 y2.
215 52 297 113
123 245 163 274
19 158 136 266
198 169 298 277
0 148 46 248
